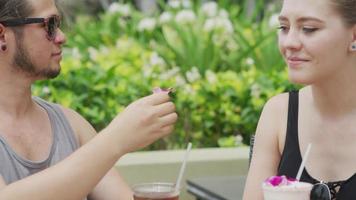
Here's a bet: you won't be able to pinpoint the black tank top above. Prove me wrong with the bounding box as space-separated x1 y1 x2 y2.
277 91 356 200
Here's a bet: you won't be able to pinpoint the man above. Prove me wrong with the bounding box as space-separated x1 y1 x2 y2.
0 0 177 199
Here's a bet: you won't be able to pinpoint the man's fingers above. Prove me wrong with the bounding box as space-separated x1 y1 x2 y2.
161 125 175 135
155 125 175 138
159 112 178 127
141 93 171 105
155 101 176 117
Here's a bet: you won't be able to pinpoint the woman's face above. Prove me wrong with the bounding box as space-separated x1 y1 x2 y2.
278 0 355 85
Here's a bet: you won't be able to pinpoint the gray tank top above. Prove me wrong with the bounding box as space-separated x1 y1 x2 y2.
0 97 87 199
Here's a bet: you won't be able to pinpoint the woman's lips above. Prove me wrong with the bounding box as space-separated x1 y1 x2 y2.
287 57 309 67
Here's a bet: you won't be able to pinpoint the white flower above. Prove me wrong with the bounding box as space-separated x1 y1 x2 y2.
181 0 191 8
137 18 156 32
168 0 180 8
186 67 201 82
159 67 180 80
42 87 51 94
108 3 120 13
202 1 218 18
150 52 166 66
159 12 173 25
88 47 98 60
142 64 153 78
205 70 217 84
246 57 255 66
108 3 130 16
175 75 186 86
203 17 233 34
99 46 110 55
168 0 191 8
220 18 234 33
251 83 261 98
175 10 196 24
118 4 130 16
203 18 216 32
115 38 135 50
218 9 229 19
72 47 82 60
226 39 239 51
183 84 195 94
269 13 280 29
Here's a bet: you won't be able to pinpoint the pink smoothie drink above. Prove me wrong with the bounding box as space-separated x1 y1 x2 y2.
262 176 313 200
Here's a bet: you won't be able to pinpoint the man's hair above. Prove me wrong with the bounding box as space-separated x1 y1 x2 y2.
330 0 356 27
0 0 33 21
0 0 34 37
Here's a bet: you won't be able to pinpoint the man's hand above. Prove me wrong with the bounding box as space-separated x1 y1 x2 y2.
106 92 177 154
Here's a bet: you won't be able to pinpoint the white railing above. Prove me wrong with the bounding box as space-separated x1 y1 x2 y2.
115 147 249 199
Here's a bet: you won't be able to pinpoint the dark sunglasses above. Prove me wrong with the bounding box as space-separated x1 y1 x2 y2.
310 182 331 200
0 15 61 41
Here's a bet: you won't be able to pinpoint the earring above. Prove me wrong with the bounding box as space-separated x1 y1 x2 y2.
352 43 356 51
1 44 6 51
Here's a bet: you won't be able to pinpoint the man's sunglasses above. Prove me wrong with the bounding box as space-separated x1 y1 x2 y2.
310 182 331 200
0 15 61 41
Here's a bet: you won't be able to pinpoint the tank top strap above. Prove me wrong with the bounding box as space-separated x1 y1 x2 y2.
277 90 303 179
33 97 79 151
286 90 299 145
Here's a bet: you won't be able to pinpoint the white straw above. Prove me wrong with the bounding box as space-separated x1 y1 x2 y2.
296 143 312 181
175 142 192 191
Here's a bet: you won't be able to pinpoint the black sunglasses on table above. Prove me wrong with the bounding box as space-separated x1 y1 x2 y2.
0 15 61 41
310 181 332 200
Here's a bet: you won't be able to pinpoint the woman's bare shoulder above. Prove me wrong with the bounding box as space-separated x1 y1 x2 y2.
258 92 290 151
260 93 289 128
264 93 289 112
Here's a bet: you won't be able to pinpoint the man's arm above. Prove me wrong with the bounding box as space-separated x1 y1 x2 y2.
0 93 177 200
0 176 5 190
61 106 133 200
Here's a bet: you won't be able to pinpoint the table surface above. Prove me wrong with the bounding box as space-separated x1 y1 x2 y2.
186 176 246 200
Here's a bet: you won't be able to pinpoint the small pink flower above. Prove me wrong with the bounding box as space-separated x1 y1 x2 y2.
152 87 174 94
265 175 297 186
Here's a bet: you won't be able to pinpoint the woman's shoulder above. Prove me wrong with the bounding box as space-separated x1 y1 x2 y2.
256 92 290 134
263 92 290 113
259 92 292 149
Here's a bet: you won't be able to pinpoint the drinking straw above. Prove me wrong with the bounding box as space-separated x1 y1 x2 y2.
175 142 192 191
296 143 312 181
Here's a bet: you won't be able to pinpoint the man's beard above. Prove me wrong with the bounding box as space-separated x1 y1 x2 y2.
12 35 61 79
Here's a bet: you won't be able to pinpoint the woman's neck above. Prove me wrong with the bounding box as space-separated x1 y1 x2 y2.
307 66 356 116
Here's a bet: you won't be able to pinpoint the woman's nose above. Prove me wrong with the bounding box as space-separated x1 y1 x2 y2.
279 28 303 51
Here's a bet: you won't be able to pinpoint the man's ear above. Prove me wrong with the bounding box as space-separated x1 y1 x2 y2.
0 24 6 41
350 24 356 52
0 24 7 51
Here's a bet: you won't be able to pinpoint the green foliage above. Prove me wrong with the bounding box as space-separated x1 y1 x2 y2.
65 1 284 74
34 1 295 149
33 36 294 149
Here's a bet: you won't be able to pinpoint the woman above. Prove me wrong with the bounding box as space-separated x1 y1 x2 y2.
243 0 356 199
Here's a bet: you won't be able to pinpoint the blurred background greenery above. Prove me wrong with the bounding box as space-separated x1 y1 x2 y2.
33 0 297 150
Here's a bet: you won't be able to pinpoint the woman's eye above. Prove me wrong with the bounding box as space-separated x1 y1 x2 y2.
277 25 289 33
302 27 318 33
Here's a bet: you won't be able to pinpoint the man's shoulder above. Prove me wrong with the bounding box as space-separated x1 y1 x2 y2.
32 96 84 127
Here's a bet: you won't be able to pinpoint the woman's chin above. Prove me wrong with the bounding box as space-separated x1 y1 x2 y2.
288 75 310 85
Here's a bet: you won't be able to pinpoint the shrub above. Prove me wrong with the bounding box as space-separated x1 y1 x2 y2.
33 37 294 149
